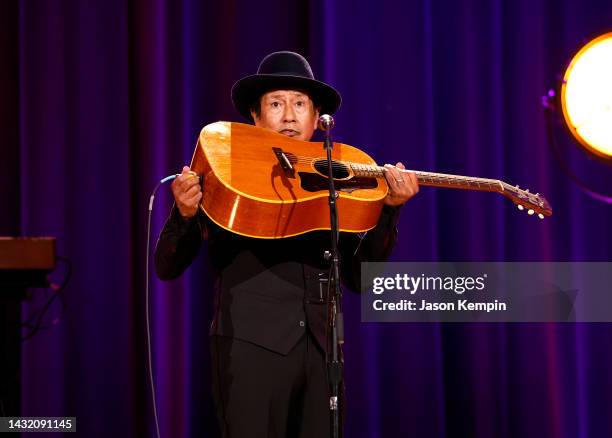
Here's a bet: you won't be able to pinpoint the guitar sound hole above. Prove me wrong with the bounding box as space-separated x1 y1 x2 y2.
313 160 350 179
298 172 378 193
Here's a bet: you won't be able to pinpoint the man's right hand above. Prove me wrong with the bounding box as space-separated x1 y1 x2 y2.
172 166 203 218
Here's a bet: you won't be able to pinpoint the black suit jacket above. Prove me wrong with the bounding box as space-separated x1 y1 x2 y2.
155 205 401 354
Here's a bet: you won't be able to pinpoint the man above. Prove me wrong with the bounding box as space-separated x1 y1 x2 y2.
155 51 418 437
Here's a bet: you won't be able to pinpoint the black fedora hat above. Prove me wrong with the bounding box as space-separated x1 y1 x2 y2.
231 51 342 122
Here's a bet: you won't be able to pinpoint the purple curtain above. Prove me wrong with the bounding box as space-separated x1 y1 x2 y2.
1 0 611 436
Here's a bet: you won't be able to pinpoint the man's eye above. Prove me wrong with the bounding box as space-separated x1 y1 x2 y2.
296 101 304 107
271 102 280 108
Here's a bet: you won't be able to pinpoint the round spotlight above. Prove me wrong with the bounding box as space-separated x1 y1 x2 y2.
561 32 612 160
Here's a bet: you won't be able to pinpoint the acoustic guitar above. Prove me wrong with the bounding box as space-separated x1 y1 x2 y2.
190 121 552 239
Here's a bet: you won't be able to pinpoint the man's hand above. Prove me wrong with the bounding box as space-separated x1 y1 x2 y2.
172 166 202 218
383 162 419 207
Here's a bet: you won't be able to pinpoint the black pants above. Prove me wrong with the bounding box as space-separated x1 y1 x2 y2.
210 333 331 438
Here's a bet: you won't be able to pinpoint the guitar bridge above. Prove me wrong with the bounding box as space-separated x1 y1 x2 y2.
272 147 295 178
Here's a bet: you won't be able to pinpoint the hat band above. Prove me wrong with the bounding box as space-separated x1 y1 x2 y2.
257 71 315 80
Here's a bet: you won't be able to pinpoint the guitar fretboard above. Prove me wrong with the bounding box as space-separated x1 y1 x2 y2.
349 163 503 192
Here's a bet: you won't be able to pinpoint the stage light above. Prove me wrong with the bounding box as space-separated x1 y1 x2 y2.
560 32 612 160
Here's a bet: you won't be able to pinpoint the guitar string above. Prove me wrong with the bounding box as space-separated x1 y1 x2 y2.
285 156 500 185
274 154 544 209
273 154 543 209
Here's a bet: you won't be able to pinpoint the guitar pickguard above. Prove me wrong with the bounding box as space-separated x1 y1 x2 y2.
298 172 378 193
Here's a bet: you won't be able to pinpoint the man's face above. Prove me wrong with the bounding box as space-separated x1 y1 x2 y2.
252 90 319 141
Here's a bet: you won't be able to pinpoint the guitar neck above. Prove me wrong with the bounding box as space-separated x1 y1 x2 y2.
350 164 503 193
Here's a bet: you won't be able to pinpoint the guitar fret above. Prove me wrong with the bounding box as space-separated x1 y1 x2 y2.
344 160 550 216
349 163 502 192
414 171 499 191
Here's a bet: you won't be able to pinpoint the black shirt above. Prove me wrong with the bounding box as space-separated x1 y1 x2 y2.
154 205 401 354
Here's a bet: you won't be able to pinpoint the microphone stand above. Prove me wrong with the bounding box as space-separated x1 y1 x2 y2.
320 115 344 438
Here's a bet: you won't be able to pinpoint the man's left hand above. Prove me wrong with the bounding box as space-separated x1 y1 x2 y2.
383 162 419 207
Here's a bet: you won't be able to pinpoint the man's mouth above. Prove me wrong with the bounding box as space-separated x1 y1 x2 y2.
279 129 299 137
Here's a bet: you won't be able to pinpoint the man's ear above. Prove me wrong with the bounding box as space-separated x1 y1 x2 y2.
251 111 259 124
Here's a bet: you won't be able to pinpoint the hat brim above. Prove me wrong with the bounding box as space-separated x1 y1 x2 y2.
231 74 342 122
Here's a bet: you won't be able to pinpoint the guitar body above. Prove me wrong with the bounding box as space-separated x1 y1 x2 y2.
190 121 388 239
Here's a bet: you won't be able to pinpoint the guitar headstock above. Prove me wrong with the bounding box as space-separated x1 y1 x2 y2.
500 182 553 219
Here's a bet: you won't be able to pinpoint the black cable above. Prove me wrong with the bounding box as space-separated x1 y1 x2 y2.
146 174 179 438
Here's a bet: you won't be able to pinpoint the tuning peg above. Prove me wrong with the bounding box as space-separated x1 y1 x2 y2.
528 209 534 215
517 204 524 210
538 213 544 219
525 189 530 193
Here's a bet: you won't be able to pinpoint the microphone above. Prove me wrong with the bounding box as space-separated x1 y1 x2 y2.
318 114 335 131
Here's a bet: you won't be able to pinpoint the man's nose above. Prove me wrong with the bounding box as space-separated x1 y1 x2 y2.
283 105 297 122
